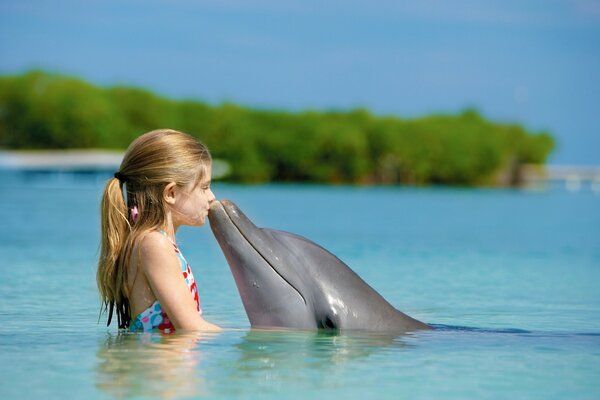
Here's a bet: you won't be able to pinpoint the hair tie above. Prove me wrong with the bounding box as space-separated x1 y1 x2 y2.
130 206 139 223
114 172 126 183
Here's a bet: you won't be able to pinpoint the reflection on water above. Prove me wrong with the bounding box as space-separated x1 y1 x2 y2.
236 329 407 367
95 331 220 399
223 329 411 396
95 329 412 398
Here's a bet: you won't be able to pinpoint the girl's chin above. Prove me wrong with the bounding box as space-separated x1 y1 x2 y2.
193 216 207 226
180 218 205 227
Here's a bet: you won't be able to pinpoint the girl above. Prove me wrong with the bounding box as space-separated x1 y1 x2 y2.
97 129 220 332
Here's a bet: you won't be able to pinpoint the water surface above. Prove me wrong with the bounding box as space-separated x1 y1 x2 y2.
0 171 598 399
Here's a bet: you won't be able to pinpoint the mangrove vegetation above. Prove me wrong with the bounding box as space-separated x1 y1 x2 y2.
0 70 554 185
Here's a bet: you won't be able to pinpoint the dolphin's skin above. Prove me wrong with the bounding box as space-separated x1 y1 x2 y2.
208 200 431 333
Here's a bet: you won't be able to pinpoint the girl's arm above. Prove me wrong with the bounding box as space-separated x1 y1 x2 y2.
138 232 221 331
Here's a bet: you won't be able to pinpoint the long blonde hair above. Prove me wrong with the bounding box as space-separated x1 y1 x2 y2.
97 129 212 329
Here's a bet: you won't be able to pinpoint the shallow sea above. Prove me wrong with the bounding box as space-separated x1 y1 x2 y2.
0 171 599 399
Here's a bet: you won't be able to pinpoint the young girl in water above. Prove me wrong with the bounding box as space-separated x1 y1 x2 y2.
97 129 220 332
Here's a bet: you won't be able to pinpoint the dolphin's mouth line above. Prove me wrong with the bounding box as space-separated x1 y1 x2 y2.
220 203 307 306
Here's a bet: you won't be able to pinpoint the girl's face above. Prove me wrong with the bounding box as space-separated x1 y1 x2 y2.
170 166 215 228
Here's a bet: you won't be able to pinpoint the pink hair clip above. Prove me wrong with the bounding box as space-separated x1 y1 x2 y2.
130 206 139 223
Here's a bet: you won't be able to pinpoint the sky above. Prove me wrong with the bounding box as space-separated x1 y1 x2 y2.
1 0 599 164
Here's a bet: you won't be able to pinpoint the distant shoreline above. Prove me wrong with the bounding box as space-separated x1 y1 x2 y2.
0 150 231 179
2 150 598 190
0 149 124 170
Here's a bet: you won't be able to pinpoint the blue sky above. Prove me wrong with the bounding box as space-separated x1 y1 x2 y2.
1 1 599 164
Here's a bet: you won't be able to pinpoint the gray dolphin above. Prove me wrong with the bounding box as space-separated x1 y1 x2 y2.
208 200 431 333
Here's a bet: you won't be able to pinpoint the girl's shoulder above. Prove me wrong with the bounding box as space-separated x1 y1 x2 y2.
133 231 178 272
137 230 171 248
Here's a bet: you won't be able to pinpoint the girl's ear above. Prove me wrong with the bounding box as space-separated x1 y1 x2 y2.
163 182 177 205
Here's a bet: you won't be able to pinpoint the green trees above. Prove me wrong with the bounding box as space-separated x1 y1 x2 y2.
0 71 554 185
0 70 122 148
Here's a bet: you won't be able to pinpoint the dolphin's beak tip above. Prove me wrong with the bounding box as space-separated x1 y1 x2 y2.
209 199 241 222
209 200 225 214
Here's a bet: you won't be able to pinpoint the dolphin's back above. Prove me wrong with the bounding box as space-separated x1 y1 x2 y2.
268 229 431 332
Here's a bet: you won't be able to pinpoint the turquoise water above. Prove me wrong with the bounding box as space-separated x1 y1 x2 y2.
0 171 599 399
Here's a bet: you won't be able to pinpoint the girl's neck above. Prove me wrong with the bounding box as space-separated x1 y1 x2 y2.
160 227 176 243
161 213 178 243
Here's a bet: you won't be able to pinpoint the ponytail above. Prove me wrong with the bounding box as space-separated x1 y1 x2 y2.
96 129 212 329
97 177 131 329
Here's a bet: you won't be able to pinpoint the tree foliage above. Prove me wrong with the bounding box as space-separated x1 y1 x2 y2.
0 71 554 185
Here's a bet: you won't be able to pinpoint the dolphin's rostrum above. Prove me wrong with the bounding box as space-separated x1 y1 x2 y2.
209 200 431 333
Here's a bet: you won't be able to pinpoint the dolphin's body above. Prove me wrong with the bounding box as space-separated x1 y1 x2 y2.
209 200 431 332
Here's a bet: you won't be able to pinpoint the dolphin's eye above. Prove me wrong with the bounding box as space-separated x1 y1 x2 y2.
321 315 337 330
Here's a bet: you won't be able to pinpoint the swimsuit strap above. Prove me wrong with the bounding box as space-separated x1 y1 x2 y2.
157 229 178 248
157 229 188 272
157 229 201 313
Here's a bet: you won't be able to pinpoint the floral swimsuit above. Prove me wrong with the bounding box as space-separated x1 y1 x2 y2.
129 231 202 333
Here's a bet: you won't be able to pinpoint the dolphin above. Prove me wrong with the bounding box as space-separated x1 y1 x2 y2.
208 200 431 333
